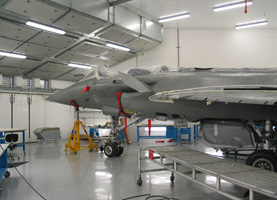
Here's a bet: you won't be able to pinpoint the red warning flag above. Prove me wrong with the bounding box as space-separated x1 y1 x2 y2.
148 119 151 136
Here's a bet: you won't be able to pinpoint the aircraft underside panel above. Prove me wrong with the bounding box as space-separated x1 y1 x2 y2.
199 120 255 150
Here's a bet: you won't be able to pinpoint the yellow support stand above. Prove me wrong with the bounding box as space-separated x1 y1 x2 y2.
65 118 97 154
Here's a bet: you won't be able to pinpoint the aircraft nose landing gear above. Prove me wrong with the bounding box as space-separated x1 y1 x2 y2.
104 116 125 158
104 142 124 157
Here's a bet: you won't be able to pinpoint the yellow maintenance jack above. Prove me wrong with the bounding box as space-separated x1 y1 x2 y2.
65 101 97 154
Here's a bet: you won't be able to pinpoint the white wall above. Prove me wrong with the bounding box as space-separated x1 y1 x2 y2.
112 29 277 72
0 94 44 142
51 79 74 89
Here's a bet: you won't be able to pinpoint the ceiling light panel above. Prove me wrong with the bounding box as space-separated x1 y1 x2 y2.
54 10 107 34
126 37 159 51
39 62 72 74
104 50 135 61
72 42 110 56
26 70 59 80
14 43 59 58
0 37 23 51
29 32 76 49
57 52 95 63
0 19 39 41
0 66 26 77
0 58 39 69
214 0 253 12
3 0 68 24
97 26 138 44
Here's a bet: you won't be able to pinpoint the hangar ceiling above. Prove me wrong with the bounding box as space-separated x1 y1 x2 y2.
0 0 276 83
0 0 163 82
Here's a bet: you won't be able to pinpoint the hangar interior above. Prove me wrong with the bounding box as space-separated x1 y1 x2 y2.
1 0 277 200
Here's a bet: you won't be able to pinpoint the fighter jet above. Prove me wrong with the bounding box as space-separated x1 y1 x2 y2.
47 65 277 171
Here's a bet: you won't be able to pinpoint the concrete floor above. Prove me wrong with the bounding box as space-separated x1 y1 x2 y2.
0 140 254 200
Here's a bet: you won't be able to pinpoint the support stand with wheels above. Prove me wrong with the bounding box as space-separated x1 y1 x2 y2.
65 101 97 154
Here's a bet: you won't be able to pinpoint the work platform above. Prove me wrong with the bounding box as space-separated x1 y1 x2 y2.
137 145 277 200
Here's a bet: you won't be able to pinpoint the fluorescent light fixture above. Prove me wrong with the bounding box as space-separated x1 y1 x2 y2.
158 13 190 23
214 0 252 12
68 63 94 69
235 19 268 29
26 21 65 35
106 43 130 51
0 51 26 59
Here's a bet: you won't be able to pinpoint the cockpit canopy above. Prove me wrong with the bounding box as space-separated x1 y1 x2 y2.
127 65 169 75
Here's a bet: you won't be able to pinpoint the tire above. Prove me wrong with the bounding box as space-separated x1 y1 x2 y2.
137 179 142 186
115 146 124 157
104 143 115 157
4 171 10 178
246 150 277 172
170 175 175 182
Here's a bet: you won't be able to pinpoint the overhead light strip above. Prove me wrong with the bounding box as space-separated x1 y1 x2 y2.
106 43 130 51
0 51 26 59
158 13 190 23
26 21 66 35
213 0 253 12
235 20 268 29
68 63 94 69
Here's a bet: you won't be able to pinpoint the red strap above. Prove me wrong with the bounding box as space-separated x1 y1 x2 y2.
116 92 128 117
83 85 90 92
70 99 79 109
245 0 247 13
148 119 151 136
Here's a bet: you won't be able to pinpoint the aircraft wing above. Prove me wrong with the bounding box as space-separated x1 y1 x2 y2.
149 85 277 105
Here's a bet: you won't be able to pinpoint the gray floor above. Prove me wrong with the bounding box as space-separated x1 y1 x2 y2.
0 140 250 200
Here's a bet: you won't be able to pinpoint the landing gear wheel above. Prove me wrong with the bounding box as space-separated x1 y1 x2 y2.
137 178 143 186
170 175 175 182
100 146 104 152
246 150 277 172
4 171 10 178
115 146 124 157
104 143 115 157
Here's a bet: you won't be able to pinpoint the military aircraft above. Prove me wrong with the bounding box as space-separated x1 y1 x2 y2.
47 65 277 171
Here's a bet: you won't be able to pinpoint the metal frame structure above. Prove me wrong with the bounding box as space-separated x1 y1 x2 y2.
137 146 277 200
